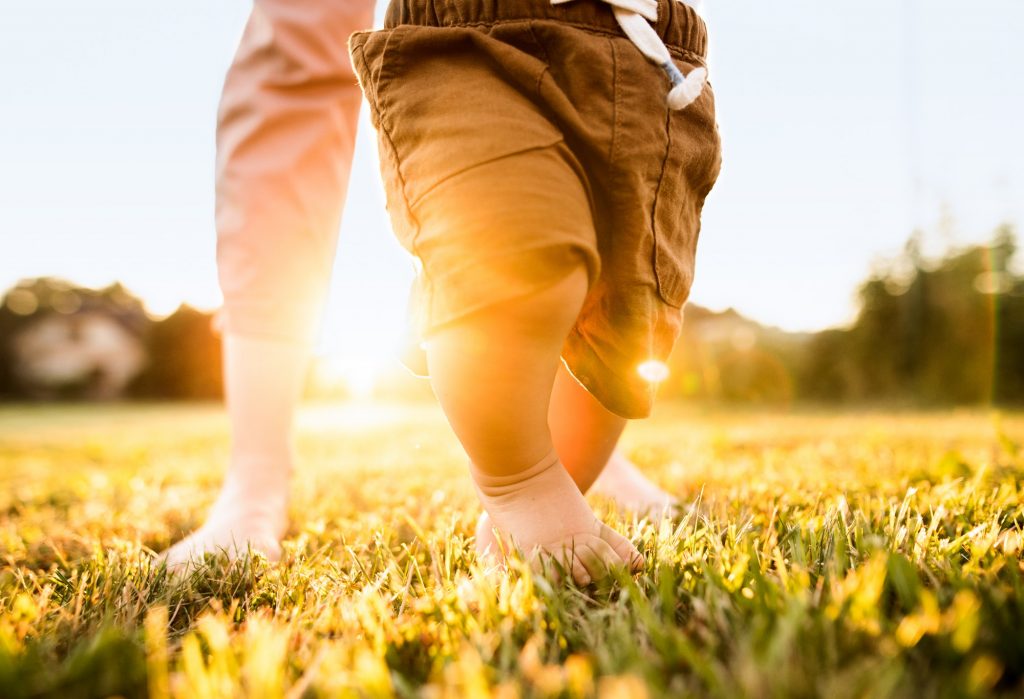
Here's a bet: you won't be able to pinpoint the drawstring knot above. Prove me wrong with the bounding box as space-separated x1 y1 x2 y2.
552 0 706 110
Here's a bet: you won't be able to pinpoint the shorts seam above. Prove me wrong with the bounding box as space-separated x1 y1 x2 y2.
380 122 425 260
421 244 597 341
366 28 427 270
526 21 554 95
374 108 426 296
406 140 564 211
351 43 375 113
526 20 554 66
650 107 679 307
371 30 400 111
535 65 551 99
608 37 620 167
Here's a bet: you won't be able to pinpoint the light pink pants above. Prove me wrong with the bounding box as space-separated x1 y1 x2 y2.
216 0 377 345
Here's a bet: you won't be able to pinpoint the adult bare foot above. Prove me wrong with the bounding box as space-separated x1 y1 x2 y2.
162 461 288 571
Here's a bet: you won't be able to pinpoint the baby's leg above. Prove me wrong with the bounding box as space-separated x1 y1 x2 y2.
550 365 677 514
547 363 627 494
427 266 642 584
476 365 676 557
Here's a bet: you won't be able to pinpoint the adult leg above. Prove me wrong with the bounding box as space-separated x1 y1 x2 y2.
427 267 642 585
164 0 375 568
163 336 306 565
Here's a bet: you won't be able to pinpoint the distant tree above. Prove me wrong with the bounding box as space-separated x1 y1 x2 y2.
798 225 1022 405
3 226 1021 406
990 226 1024 402
0 279 148 400
664 306 799 404
0 279 224 401
130 305 222 399
0 306 18 398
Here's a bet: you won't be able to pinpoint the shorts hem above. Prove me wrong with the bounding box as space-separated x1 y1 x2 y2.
562 327 655 420
418 244 598 338
218 309 319 348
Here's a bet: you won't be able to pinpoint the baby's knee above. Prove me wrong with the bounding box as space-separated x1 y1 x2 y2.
496 262 590 339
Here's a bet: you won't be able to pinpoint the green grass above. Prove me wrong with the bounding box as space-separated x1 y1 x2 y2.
1 402 1023 698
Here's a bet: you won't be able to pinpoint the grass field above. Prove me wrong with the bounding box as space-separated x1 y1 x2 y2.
2 402 1023 698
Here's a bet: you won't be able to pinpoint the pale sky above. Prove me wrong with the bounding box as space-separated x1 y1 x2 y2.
1 1 1022 364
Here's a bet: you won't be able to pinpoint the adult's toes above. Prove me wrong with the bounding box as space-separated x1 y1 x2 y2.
162 542 200 573
162 535 197 563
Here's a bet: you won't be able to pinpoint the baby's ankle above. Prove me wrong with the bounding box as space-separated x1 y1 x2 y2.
469 453 642 582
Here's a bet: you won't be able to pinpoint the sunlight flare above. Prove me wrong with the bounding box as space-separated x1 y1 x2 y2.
311 353 383 399
637 359 670 384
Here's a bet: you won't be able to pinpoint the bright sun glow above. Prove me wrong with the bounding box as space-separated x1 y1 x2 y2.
637 359 670 384
312 354 383 399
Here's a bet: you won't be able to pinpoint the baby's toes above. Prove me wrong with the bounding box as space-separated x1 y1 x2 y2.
570 555 592 586
598 524 644 573
541 535 637 585
572 537 628 582
525 545 581 584
558 543 603 586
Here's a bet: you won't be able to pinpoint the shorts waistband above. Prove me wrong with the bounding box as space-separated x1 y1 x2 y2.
383 0 709 58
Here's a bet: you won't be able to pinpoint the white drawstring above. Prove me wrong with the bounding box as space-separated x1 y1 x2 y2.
552 0 706 110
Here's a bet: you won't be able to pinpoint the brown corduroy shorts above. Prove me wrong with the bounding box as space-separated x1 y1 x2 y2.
350 0 722 418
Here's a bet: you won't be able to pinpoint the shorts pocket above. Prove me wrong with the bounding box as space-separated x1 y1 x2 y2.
349 27 409 129
350 28 421 251
371 27 559 210
353 25 564 275
651 67 722 307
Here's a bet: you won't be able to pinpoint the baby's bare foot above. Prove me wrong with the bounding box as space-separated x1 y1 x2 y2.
590 451 677 516
471 453 642 585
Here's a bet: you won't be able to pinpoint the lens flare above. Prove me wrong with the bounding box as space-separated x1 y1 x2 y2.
312 354 380 399
637 359 670 384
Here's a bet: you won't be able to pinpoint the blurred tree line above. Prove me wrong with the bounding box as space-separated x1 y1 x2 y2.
799 226 1022 404
0 279 221 400
663 225 1023 406
0 225 1021 404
